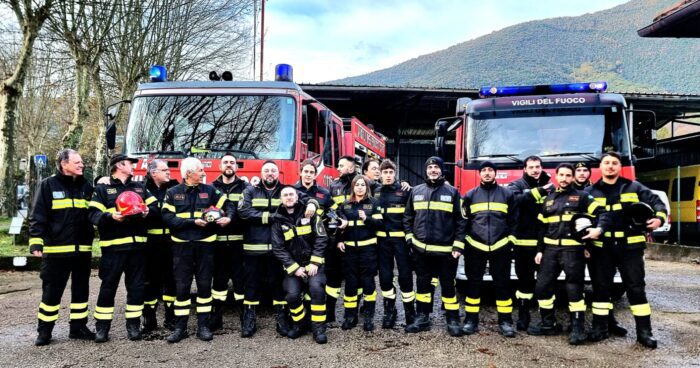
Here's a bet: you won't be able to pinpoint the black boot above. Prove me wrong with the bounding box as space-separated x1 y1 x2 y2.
240 305 257 338
196 314 213 341
446 310 463 337
462 313 479 335
405 313 431 333
126 318 142 341
363 302 376 332
608 312 628 337
527 308 561 336
287 320 305 339
569 312 587 345
35 321 54 346
341 308 358 330
312 322 328 344
516 299 531 331
275 305 290 337
94 321 111 343
167 316 189 343
403 302 416 327
210 300 223 332
163 304 176 331
326 296 337 324
635 316 657 349
382 299 397 329
141 306 157 334
498 313 516 338
69 320 95 340
588 315 610 342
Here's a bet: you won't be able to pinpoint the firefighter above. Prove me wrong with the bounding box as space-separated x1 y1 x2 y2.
573 162 592 190
142 159 179 333
459 161 518 337
336 175 383 331
294 159 332 218
506 155 553 331
373 159 415 329
210 153 251 331
29 149 96 346
585 152 666 348
527 163 606 345
161 157 232 343
362 159 382 194
88 154 157 343
271 186 329 344
238 160 318 338
403 156 467 336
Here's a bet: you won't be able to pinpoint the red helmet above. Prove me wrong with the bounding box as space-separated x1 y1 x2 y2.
203 206 223 223
116 191 146 216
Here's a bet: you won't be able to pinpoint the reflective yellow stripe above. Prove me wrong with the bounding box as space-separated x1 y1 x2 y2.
310 255 324 264
496 299 513 313
465 305 480 313
145 196 156 205
174 299 191 307
377 230 406 237
262 211 269 224
325 286 340 299
538 296 556 309
587 201 600 215
79 245 93 252
176 211 203 218
286 263 300 274
465 297 480 305
311 314 326 322
228 193 242 201
172 235 216 243
215 196 227 209
43 245 75 253
371 213 382 219
568 300 586 312
415 293 431 303
401 291 416 303
39 302 60 312
196 296 213 304
592 302 612 315
466 236 510 252
413 201 453 212
174 309 190 316
453 240 465 250
243 243 271 251
196 306 212 313
382 288 396 299
216 235 243 241
296 225 312 235
99 236 147 247
627 235 646 244
37 313 59 322
540 214 574 223
29 237 44 246
512 238 538 246
161 203 176 212
630 303 651 316
70 302 88 309
89 200 108 212
385 207 405 214
592 240 603 247
364 291 377 302
311 304 326 312
243 300 260 306
515 291 533 300
604 231 626 238
52 198 89 209
348 220 365 227
70 311 89 319
162 295 176 303
411 238 451 253
620 193 639 203
594 197 606 205
252 198 268 206
470 202 508 213
543 237 582 246
345 238 377 247
531 188 543 201
147 228 170 235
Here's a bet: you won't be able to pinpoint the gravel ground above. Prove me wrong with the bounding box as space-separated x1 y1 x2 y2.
0 259 698 368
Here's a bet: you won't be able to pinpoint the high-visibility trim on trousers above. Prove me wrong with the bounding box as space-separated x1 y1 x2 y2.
630 303 651 317
538 295 556 310
496 299 513 314
592 302 612 316
568 300 586 312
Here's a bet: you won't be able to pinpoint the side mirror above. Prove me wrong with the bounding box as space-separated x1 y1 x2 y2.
434 116 462 158
106 123 116 150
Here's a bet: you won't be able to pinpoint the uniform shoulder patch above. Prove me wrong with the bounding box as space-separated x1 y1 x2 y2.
440 195 451 202
414 194 425 201
106 188 117 195
52 191 65 199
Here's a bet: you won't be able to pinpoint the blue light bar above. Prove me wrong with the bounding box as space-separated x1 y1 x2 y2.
275 64 293 82
149 65 167 82
479 81 607 97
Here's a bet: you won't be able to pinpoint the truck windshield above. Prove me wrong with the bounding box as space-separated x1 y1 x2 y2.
125 95 296 159
466 106 630 161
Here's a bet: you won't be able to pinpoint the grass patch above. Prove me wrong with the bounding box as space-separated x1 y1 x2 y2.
0 217 101 257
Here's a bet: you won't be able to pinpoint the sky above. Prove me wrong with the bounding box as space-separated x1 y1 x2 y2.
262 0 630 83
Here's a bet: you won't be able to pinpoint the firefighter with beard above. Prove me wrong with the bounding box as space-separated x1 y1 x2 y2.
573 162 592 191
142 159 179 333
272 186 329 344
403 156 467 336
238 160 319 338
527 163 606 345
373 159 415 329
506 155 554 331
459 161 518 337
30 149 95 346
88 154 157 343
210 153 251 331
585 152 666 349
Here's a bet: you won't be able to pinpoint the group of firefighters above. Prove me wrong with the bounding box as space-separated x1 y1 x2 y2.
29 148 666 349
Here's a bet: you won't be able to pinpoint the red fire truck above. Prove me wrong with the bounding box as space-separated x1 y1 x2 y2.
435 82 637 193
105 64 386 185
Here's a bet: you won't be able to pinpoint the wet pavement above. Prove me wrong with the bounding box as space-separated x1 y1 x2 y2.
0 259 698 368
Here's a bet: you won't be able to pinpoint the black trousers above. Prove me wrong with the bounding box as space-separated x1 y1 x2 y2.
464 245 513 316
95 249 145 323
513 246 538 302
324 236 344 301
413 252 458 314
212 241 245 304
243 253 286 306
589 244 651 318
283 266 327 323
37 255 91 326
378 237 414 303
342 245 378 309
534 247 586 312
144 234 176 310
172 242 213 319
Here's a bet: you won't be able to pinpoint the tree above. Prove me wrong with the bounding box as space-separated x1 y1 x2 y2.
0 0 54 216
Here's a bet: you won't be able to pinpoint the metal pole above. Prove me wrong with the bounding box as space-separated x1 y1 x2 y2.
252 0 257 80
676 165 681 244
260 0 265 81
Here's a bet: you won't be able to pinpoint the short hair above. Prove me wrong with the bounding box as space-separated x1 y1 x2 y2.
56 149 78 173
280 185 298 195
523 155 542 168
147 159 167 175
555 163 575 174
339 155 356 166
379 159 396 172
362 159 379 174
221 152 237 161
300 159 316 174
180 157 203 179
601 151 622 162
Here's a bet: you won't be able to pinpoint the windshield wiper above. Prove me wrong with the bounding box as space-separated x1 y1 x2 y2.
190 147 258 159
474 154 522 163
540 152 598 161
132 150 187 157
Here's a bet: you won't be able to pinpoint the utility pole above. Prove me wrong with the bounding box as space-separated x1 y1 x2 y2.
260 0 265 81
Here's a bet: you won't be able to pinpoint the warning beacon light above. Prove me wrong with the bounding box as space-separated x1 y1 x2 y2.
479 81 608 98
149 65 167 82
275 64 293 82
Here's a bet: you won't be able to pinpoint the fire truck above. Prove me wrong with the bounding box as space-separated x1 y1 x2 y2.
105 64 386 185
435 82 637 192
